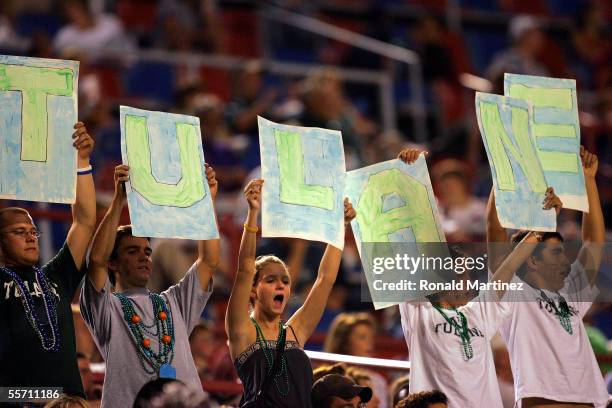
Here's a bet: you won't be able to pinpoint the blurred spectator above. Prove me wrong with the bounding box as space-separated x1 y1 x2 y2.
324 312 389 408
486 15 549 94
394 390 448 408
345 366 381 408
225 61 277 170
431 159 486 241
571 2 611 90
193 93 248 191
0 14 30 53
311 373 373 408
44 394 89 408
72 304 101 363
189 322 216 380
134 379 217 408
300 68 377 168
154 0 222 53
389 375 410 407
76 352 102 402
225 61 276 137
491 335 514 408
54 0 133 61
313 362 348 382
412 14 456 84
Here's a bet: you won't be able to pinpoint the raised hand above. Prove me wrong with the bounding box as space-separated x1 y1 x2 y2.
343 198 356 226
205 163 218 200
542 187 562 215
72 122 94 165
580 145 598 179
398 147 428 165
244 179 264 211
114 165 129 202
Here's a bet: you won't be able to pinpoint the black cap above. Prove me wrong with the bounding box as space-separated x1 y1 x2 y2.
311 374 373 406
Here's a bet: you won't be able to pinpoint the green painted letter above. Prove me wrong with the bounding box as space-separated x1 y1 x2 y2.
508 83 579 173
356 169 442 242
479 101 547 193
125 115 205 207
274 129 334 210
0 64 74 162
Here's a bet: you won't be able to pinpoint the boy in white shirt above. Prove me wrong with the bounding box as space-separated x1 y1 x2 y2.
487 146 608 408
397 148 548 408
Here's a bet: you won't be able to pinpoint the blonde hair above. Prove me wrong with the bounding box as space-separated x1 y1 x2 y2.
345 366 371 385
250 255 289 306
323 312 377 355
253 255 287 285
44 395 89 408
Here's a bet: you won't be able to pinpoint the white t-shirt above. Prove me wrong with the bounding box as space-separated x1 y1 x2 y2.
500 261 608 407
399 290 509 408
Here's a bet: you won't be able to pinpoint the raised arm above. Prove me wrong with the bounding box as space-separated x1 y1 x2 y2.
194 164 221 290
225 179 263 350
490 231 539 299
287 199 356 345
87 165 129 291
486 188 510 273
66 122 97 269
577 147 604 284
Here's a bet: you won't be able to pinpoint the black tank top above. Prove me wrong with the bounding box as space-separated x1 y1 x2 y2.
234 326 313 407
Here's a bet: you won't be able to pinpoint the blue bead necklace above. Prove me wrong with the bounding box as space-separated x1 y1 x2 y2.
1 266 60 352
114 291 175 377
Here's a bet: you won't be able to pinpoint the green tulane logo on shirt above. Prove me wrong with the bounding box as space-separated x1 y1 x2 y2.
434 317 485 339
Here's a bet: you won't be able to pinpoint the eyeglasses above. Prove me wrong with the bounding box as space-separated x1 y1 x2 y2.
2 228 42 238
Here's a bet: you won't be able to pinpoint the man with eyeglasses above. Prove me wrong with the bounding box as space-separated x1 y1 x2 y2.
0 122 96 399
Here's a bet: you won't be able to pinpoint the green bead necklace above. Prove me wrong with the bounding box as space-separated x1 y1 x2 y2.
250 316 290 396
539 290 573 334
432 303 474 361
114 292 175 376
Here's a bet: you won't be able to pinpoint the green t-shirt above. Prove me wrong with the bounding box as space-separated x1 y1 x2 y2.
0 243 85 397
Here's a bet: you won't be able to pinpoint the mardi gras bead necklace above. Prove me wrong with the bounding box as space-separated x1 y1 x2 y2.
114 291 176 378
539 290 573 334
1 266 60 352
251 316 290 396
432 303 474 360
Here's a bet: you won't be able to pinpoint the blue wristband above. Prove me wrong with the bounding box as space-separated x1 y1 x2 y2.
77 165 93 175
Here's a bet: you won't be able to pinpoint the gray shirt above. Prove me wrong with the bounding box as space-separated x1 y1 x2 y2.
79 265 212 408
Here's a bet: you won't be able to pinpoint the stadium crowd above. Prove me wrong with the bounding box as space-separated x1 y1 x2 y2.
0 0 611 407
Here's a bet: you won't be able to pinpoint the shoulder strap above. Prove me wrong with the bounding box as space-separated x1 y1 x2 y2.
286 324 300 347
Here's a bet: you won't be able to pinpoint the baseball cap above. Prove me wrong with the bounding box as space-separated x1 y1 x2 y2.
311 374 373 406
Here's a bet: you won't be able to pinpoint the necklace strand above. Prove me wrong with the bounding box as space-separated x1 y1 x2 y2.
114 291 175 375
1 266 60 352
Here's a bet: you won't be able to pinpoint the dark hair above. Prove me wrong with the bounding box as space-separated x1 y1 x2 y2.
510 230 564 277
108 225 150 285
395 390 448 408
323 312 377 355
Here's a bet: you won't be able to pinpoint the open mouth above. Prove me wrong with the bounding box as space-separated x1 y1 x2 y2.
273 294 284 308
